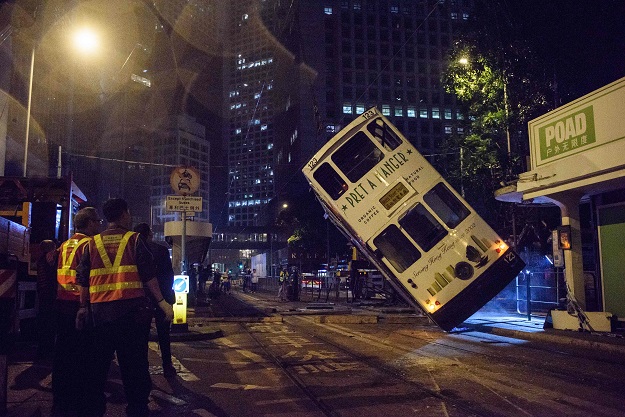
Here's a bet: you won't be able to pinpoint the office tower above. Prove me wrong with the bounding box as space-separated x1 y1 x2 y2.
225 0 318 227
305 0 472 158
149 114 209 240
223 0 471 227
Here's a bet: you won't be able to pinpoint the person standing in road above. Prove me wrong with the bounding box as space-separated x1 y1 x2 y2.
278 267 288 301
134 223 176 378
242 268 250 293
36 239 57 360
52 207 103 417
250 268 258 292
77 198 174 417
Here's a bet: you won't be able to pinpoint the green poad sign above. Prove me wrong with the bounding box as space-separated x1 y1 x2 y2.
538 106 596 161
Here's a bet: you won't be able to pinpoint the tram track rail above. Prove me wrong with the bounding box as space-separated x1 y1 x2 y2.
277 315 625 417
237 319 499 417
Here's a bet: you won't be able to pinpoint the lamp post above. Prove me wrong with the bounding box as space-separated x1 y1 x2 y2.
22 27 99 177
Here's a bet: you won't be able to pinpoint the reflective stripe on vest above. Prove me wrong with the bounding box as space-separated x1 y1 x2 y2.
88 231 144 303
57 236 90 301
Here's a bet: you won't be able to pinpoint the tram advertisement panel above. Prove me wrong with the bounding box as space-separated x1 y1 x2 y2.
303 107 524 331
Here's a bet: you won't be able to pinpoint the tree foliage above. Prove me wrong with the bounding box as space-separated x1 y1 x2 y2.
439 1 554 229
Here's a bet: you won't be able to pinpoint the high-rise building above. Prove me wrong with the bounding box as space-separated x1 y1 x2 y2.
224 0 318 227
222 0 472 227
149 114 209 240
305 0 472 160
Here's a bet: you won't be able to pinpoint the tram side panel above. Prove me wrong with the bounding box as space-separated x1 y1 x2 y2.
303 108 525 331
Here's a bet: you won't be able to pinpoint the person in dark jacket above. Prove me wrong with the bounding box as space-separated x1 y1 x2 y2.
77 199 173 417
134 223 177 378
36 239 58 359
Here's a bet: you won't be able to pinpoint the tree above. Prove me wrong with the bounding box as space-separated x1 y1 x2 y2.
440 1 554 232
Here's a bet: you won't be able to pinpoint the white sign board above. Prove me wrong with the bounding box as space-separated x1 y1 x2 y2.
528 76 625 169
166 195 202 213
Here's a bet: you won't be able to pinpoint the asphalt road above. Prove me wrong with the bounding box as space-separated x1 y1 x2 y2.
5 290 625 417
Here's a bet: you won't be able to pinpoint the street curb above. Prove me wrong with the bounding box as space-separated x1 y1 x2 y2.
468 324 625 357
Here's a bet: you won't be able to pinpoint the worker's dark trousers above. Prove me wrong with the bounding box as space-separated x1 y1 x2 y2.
154 306 172 366
92 309 152 417
52 302 104 417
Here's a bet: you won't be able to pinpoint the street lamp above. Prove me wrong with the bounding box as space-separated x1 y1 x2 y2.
72 27 99 55
23 26 99 177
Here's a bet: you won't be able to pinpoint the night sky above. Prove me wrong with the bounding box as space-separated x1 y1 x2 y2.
503 0 625 103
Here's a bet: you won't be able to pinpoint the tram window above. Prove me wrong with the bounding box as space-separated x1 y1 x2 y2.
373 224 421 273
313 162 348 200
399 204 447 252
367 118 402 151
423 183 470 228
332 131 384 182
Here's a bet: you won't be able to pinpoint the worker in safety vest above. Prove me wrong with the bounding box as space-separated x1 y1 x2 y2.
52 206 103 417
278 267 289 301
77 198 173 417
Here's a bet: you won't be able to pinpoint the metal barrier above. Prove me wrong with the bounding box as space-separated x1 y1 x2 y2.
516 269 565 317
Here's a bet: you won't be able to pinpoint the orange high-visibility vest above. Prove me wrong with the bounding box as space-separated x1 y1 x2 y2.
57 233 91 302
88 230 144 303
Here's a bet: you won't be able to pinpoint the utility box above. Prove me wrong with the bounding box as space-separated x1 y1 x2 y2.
547 310 613 332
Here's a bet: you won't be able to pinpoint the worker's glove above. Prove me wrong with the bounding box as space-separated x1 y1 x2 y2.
76 307 89 330
158 299 174 322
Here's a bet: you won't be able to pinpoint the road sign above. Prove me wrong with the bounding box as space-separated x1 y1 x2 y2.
173 275 189 294
166 195 202 213
170 166 200 196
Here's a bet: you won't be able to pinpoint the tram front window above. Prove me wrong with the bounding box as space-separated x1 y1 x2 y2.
313 162 348 200
367 118 402 151
373 224 421 273
399 203 447 252
332 131 384 182
423 183 470 229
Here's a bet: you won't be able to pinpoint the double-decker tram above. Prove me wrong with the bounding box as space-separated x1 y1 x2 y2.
302 107 525 331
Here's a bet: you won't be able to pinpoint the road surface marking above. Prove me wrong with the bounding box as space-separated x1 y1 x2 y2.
149 341 199 381
150 389 187 405
211 382 273 390
192 409 218 417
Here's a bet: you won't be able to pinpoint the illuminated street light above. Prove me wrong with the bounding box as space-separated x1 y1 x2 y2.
23 27 99 177
72 27 99 55
458 57 469 65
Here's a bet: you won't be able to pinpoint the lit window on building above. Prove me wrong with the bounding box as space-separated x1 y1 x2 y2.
355 104 365 114
390 6 399 13
456 110 464 120
343 103 353 114
382 105 391 116
242 14 249 21
463 13 469 20
451 12 458 19
407 107 416 118
324 6 332 15
235 128 242 134
394 107 403 117
432 107 440 119
353 2 361 10
261 124 268 131
326 124 336 133
444 109 452 119
444 125 452 134
268 143 273 149
419 108 428 118
457 127 464 134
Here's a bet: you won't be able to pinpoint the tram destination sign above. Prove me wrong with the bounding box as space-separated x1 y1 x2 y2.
166 195 202 213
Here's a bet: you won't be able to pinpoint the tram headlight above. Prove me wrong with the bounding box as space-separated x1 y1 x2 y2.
495 240 508 254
